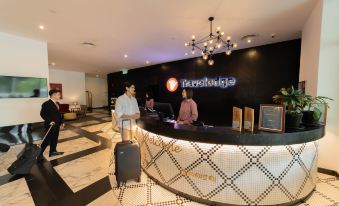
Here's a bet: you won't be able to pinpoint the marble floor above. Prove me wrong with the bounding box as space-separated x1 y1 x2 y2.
0 109 338 206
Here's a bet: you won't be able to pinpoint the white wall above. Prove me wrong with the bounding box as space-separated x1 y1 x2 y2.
300 0 339 172
299 0 323 96
317 0 339 173
0 32 49 127
85 76 108 108
49 69 86 105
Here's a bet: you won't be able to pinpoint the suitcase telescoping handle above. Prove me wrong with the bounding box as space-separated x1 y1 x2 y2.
121 119 132 131
121 119 132 142
39 122 55 147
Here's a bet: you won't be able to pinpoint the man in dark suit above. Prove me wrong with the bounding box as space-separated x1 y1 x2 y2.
38 89 65 161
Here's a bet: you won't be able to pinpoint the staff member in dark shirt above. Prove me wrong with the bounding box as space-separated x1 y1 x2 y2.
38 89 65 161
145 92 154 110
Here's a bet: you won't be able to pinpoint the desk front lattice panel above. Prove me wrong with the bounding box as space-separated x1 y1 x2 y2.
134 127 318 206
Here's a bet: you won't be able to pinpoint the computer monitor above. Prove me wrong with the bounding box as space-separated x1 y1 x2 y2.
154 102 175 120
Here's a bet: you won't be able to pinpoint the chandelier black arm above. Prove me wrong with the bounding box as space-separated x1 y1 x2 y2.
219 38 231 45
192 45 204 52
194 35 211 44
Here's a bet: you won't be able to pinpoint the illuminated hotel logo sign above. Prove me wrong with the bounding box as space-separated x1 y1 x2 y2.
166 77 179 92
180 76 236 89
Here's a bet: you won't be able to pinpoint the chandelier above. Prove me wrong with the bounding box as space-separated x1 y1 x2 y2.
184 17 237 66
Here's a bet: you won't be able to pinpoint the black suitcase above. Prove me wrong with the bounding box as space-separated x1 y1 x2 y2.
115 120 141 187
7 124 54 175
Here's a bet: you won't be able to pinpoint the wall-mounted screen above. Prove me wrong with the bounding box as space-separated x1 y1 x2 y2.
0 76 48 98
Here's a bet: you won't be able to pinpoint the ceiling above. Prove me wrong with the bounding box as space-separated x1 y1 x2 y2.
0 0 317 75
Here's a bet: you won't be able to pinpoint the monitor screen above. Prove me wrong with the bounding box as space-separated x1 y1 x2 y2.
0 76 48 98
154 102 175 120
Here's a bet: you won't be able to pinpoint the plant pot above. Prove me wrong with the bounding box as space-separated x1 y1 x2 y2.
302 111 319 125
285 113 303 129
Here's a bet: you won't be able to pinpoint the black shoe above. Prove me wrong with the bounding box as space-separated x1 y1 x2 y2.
37 155 45 163
49 151 64 157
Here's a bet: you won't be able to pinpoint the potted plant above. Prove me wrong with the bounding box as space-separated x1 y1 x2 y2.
302 96 333 125
272 86 306 129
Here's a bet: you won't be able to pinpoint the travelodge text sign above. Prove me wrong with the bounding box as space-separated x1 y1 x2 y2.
180 76 236 89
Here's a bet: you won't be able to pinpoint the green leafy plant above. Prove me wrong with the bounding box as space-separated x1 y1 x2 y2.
272 85 306 114
310 96 333 121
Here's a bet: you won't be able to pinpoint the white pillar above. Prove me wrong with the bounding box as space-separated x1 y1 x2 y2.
300 0 339 172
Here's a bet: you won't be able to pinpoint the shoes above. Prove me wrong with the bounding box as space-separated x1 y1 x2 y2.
49 151 64 157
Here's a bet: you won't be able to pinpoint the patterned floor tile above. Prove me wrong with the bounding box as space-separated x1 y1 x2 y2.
97 131 121 143
87 190 121 206
54 149 111 192
43 137 99 161
0 144 25 176
58 130 79 140
91 114 110 118
109 154 208 206
101 117 112 121
0 178 35 206
71 120 101 127
317 172 337 182
82 122 112 133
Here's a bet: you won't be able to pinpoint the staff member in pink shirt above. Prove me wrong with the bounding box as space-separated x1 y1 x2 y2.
177 88 198 124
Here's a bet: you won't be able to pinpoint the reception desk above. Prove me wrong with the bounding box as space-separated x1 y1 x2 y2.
134 117 325 206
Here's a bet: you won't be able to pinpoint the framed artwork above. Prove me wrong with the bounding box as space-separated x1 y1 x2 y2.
49 83 63 99
259 104 285 133
298 81 306 94
232 107 242 132
311 103 328 125
244 107 254 132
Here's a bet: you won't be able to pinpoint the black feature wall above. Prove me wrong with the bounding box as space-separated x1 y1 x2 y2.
107 39 301 126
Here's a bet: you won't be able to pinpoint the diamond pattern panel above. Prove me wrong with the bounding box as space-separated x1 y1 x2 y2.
136 127 318 205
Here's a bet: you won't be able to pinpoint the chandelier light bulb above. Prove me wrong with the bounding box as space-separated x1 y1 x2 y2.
184 17 235 64
208 59 214 66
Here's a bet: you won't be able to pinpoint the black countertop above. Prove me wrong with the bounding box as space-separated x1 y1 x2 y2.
136 117 325 146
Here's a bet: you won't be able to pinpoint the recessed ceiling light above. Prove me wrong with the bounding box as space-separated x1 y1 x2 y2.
146 60 150 64
39 25 45 30
185 53 188 56
81 42 96 47
48 9 57 14
124 54 128 58
96 74 99 78
241 34 257 43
